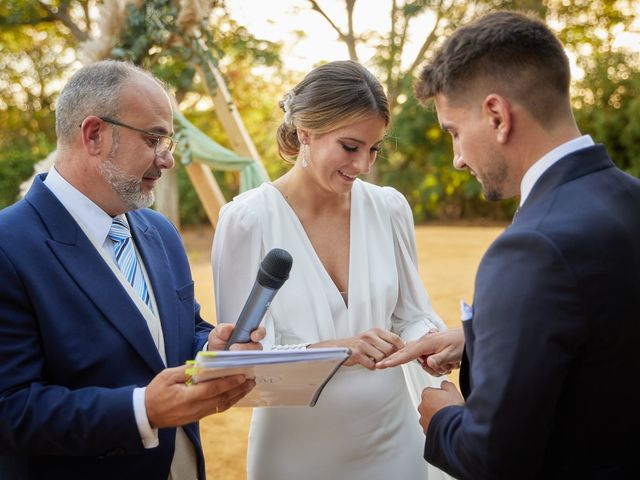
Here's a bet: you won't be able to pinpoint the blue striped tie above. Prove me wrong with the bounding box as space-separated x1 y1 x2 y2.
108 217 151 308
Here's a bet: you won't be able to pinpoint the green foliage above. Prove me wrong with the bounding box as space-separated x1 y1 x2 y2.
0 0 637 224
380 82 517 222
0 0 285 222
104 0 287 225
0 0 73 208
0 105 56 208
371 0 638 222
574 51 640 176
112 1 176 64
0 148 40 208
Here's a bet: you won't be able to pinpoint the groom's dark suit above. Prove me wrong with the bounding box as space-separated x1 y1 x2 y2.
425 145 640 479
0 174 212 479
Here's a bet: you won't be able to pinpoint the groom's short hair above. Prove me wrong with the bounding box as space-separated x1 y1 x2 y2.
415 11 572 125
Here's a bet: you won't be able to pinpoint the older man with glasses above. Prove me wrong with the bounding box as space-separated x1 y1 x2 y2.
98 116 178 154
0 60 263 480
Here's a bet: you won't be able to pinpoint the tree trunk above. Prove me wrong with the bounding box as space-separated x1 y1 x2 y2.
154 166 181 229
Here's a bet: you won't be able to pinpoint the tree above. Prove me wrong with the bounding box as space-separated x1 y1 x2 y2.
2 1 637 222
0 0 95 208
0 0 286 220
302 0 639 221
305 0 487 112
574 51 640 176
548 0 640 175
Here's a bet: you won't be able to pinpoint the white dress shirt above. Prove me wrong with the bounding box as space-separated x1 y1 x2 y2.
43 167 159 448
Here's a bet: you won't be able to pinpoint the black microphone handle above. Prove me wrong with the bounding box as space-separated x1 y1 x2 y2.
223 248 292 350
224 282 278 349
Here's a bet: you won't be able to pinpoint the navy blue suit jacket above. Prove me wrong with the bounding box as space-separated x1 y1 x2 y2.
0 175 213 479
425 145 640 479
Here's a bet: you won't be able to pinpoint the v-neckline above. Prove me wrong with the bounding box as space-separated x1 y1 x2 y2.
265 182 355 310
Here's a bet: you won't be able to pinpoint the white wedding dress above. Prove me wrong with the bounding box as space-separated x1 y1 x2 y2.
212 180 454 480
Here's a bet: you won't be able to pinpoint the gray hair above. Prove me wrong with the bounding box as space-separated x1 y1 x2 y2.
55 60 167 147
277 60 390 161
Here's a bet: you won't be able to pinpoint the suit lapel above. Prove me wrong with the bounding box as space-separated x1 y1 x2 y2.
518 144 614 219
26 176 165 372
128 213 180 368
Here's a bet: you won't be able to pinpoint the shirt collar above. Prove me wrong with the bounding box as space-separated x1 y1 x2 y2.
43 166 127 245
519 135 595 206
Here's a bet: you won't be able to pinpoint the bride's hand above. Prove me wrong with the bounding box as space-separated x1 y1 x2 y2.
319 328 405 370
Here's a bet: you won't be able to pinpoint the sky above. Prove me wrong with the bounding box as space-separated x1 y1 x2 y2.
225 0 437 71
225 0 640 75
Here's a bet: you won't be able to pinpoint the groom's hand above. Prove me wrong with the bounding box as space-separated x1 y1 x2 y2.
376 328 464 376
418 380 464 433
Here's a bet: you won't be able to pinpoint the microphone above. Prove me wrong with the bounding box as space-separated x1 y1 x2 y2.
225 248 293 349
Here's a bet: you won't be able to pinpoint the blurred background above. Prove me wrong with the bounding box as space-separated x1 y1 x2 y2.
2 2 637 479
1 0 638 224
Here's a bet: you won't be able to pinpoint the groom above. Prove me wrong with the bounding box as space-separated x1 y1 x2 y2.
379 10 640 479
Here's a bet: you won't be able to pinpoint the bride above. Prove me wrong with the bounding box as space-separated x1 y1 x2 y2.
212 60 453 480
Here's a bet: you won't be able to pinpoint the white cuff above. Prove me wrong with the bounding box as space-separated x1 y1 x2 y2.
402 319 439 342
133 387 159 449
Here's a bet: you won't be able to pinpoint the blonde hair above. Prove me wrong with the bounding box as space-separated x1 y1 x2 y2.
277 60 390 161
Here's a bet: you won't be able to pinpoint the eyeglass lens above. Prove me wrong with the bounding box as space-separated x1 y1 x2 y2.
155 136 176 154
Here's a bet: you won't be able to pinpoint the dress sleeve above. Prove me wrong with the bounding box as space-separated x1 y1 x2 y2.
383 187 451 413
383 186 447 341
212 197 309 351
212 200 263 324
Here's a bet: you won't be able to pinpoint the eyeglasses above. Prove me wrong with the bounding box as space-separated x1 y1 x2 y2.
100 116 177 154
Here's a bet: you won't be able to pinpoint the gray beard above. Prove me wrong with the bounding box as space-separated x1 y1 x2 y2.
98 145 155 211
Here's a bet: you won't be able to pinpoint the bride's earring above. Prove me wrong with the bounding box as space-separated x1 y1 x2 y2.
301 143 309 168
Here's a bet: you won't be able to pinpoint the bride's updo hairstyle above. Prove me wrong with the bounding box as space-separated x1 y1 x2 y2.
277 60 390 162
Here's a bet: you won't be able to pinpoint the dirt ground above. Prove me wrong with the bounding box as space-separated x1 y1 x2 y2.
182 224 505 480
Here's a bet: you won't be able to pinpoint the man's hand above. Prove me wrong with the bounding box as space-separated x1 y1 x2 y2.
145 365 255 428
375 327 464 376
418 380 464 433
207 323 266 351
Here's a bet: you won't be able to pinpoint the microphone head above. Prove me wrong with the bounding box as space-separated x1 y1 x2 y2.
257 248 293 289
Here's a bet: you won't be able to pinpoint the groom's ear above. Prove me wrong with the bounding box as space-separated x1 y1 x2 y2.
483 94 512 144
